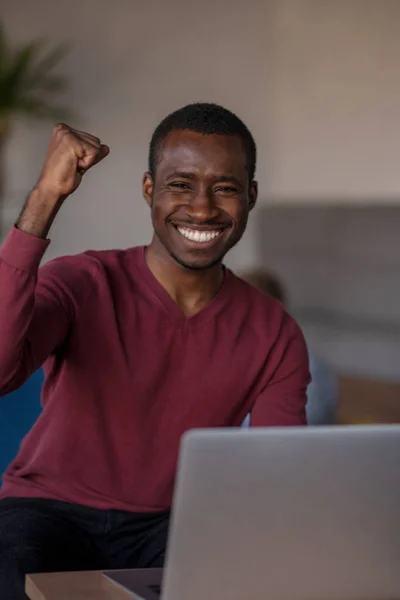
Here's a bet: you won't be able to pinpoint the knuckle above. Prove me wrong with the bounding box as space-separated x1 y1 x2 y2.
64 132 78 147
87 132 100 144
82 141 95 153
54 122 67 133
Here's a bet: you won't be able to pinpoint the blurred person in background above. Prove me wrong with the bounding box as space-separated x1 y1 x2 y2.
241 269 339 426
0 103 310 599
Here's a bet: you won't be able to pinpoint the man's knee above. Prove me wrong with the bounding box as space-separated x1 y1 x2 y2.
0 499 53 574
0 500 48 599
0 497 101 575
0 497 89 599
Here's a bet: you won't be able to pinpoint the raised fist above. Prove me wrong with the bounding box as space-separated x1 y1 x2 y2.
35 123 110 199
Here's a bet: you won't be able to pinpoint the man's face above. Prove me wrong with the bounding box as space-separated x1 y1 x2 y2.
143 130 257 270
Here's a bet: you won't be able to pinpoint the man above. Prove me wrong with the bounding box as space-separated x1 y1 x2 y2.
0 103 310 599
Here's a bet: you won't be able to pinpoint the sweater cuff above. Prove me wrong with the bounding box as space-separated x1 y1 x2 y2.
0 226 50 272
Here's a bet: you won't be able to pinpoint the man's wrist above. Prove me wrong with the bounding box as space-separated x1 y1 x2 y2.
16 187 64 239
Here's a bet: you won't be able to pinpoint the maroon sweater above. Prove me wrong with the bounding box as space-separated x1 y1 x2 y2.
0 227 309 512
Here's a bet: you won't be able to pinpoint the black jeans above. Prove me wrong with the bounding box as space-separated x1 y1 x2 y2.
0 497 170 600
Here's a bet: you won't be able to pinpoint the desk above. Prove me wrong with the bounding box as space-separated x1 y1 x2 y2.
26 571 136 600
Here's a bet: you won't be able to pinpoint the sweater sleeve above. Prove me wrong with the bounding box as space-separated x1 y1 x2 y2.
0 227 70 396
251 319 311 426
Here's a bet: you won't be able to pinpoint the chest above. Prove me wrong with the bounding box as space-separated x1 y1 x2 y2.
67 295 272 426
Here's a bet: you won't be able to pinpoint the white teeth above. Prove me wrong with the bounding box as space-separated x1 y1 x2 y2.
176 226 222 243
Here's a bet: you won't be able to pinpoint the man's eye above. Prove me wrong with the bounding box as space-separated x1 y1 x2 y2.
216 186 238 193
170 182 191 189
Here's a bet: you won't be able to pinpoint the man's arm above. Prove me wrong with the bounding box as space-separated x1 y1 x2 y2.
0 123 109 396
0 227 69 394
250 320 311 426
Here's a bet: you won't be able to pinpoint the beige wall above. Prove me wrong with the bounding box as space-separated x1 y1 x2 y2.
3 0 400 266
266 0 400 202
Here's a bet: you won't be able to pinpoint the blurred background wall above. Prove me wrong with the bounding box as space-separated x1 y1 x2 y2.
2 0 400 422
3 1 400 258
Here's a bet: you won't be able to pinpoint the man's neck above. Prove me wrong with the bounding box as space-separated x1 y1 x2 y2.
144 239 224 317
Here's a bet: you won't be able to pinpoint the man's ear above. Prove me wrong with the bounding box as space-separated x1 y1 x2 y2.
142 172 154 207
248 180 258 211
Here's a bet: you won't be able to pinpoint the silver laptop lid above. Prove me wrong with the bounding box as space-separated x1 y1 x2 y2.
162 426 400 600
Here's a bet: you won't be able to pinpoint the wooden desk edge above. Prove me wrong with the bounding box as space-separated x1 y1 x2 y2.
26 571 136 600
26 575 46 600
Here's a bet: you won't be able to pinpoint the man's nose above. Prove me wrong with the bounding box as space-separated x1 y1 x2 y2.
185 190 219 222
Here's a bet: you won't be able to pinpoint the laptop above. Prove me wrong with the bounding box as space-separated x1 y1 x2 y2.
105 425 400 600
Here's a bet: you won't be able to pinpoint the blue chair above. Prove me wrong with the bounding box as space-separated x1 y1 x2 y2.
0 370 43 479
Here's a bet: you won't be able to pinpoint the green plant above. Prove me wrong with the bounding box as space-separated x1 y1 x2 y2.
0 22 71 233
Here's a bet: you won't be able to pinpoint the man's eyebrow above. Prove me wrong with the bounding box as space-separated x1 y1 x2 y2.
213 175 244 187
164 171 244 187
165 171 196 180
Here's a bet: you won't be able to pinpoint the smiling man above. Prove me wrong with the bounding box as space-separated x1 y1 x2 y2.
0 103 310 599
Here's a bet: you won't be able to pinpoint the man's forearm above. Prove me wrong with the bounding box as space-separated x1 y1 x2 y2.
16 187 64 239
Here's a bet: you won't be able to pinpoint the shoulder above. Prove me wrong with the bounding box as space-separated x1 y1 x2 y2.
230 272 303 337
229 272 308 370
38 245 142 297
230 273 310 390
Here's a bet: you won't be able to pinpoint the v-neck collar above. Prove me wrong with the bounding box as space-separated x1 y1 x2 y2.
134 246 235 327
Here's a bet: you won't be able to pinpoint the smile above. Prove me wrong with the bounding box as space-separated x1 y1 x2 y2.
176 226 223 243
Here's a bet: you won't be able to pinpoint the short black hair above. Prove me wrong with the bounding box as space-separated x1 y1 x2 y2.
148 102 257 181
